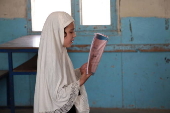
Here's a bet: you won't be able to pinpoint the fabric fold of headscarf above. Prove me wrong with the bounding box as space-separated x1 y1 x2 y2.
34 11 89 113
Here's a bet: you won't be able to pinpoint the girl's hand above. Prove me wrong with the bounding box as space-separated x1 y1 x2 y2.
79 67 92 86
80 63 87 75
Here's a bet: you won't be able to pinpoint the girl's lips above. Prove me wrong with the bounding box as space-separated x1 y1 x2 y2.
71 39 74 42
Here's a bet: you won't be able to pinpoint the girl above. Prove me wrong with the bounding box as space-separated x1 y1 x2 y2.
34 12 92 113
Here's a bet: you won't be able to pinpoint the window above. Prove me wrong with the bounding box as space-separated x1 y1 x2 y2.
31 0 71 31
81 0 111 25
28 0 119 35
73 0 119 35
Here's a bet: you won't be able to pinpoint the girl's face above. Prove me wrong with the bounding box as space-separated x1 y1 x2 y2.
63 22 76 47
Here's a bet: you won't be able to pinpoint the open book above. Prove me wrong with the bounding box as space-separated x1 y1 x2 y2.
87 33 109 75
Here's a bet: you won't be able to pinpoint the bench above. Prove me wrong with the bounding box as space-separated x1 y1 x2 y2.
13 54 37 72
0 70 8 79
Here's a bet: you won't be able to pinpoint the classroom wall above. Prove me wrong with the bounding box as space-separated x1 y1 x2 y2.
0 0 170 109
0 0 35 106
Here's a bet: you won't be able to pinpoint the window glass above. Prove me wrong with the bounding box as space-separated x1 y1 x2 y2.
31 0 71 31
81 0 111 25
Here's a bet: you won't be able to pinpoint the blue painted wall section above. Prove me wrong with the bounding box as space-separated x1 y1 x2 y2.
122 52 170 109
0 5 170 110
0 18 27 44
70 17 170 109
0 18 35 106
121 17 170 44
69 52 122 108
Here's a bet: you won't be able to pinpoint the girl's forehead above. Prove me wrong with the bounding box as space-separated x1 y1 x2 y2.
66 22 75 29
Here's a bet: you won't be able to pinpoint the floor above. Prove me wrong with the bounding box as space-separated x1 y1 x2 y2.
0 108 170 113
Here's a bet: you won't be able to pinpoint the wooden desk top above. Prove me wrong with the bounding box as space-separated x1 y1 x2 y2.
0 35 40 49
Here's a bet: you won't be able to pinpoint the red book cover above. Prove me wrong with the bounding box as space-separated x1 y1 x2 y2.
87 33 109 75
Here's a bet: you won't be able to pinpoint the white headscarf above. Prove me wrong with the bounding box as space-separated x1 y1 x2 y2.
34 11 89 113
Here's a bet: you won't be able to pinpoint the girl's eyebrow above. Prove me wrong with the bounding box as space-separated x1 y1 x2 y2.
71 28 75 30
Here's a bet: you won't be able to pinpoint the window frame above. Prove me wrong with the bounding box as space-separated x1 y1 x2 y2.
27 0 120 36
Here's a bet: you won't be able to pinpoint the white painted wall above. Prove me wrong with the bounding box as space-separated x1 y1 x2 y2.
120 0 170 18
0 0 26 18
1 0 170 18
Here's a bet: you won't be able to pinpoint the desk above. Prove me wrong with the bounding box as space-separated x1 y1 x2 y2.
0 35 40 113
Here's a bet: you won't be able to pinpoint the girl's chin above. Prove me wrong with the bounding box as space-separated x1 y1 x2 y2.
63 43 72 48
66 44 72 48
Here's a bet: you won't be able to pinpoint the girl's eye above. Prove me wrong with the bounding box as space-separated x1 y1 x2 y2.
70 31 75 34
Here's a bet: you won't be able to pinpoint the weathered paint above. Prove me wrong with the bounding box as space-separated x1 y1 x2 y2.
129 20 134 41
68 44 170 52
121 17 170 44
165 19 169 30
